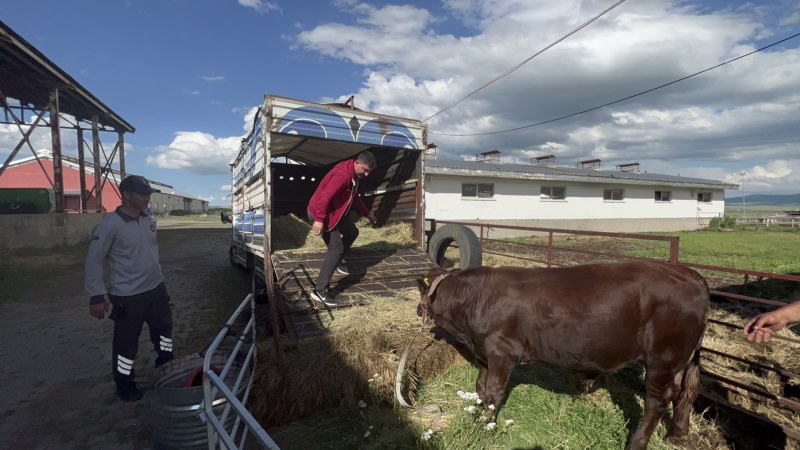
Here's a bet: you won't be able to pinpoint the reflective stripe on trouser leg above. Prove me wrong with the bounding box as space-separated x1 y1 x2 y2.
116 354 134 376
159 336 173 352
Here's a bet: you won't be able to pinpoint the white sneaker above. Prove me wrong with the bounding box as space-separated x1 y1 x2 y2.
310 289 338 306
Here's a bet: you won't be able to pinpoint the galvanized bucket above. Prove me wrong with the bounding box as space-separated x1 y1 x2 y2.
150 352 248 449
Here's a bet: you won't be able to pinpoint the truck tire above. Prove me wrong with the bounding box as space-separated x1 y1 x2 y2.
428 224 482 269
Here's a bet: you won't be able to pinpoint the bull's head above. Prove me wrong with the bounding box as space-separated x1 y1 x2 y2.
416 267 450 325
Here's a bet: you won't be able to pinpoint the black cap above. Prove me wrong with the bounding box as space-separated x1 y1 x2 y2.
119 175 159 195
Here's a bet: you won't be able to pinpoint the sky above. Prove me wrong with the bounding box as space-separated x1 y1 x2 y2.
1 0 799 205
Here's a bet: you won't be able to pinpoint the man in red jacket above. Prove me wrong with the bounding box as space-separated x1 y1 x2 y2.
307 151 377 305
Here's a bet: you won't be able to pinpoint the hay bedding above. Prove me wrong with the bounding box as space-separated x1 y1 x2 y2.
248 289 462 426
702 306 800 431
271 213 418 252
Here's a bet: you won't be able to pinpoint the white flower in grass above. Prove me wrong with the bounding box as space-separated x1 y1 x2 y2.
363 431 370 438
488 404 495 411
358 400 367 408
464 405 477 414
486 422 496 430
504 419 515 426
421 428 434 441
373 373 379 378
475 398 482 405
369 425 374 430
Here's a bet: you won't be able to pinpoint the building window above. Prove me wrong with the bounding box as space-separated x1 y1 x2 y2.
462 183 494 198
654 191 671 202
541 186 566 200
697 192 712 202
603 188 625 201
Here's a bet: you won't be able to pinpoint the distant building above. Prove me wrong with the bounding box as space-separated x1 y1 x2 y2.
0 150 208 214
424 159 738 233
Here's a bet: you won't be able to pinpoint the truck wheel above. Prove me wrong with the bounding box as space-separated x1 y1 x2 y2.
428 224 482 269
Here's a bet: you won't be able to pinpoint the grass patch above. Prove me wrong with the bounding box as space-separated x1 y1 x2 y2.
631 229 800 274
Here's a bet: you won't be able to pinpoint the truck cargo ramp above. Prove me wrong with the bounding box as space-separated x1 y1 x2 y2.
271 247 434 339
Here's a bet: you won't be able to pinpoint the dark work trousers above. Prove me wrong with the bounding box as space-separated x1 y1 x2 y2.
310 211 359 292
109 282 173 388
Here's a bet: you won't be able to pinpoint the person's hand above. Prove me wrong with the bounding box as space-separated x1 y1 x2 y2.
743 301 800 343
90 300 110 320
367 212 377 224
744 311 788 343
312 220 323 235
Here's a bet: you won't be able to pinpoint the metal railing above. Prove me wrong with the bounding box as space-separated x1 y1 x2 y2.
201 294 280 449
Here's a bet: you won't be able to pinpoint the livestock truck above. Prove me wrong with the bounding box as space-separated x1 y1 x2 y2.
225 94 462 339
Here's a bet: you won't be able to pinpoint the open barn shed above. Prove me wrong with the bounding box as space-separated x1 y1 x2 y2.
0 20 134 248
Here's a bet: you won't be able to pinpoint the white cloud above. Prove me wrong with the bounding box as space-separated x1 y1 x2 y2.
200 75 226 82
289 0 800 193
146 132 240 175
220 184 231 191
238 0 281 14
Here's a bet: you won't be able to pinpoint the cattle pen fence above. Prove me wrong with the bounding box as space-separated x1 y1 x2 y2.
427 219 800 449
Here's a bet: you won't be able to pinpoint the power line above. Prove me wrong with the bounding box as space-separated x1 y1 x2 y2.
423 0 628 123
431 32 800 137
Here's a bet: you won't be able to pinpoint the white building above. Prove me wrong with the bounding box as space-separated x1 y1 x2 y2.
424 159 738 234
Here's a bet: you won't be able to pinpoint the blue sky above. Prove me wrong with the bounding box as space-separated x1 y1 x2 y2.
2 0 799 205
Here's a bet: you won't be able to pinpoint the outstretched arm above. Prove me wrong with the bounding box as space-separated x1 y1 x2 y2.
743 300 800 343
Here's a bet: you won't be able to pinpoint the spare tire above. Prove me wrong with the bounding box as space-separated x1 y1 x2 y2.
428 224 482 269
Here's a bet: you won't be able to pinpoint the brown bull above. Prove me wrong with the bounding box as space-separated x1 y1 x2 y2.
416 261 709 450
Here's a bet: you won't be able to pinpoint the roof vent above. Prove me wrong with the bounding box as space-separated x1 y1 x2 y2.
616 162 640 173
577 158 601 170
476 149 501 163
531 154 555 167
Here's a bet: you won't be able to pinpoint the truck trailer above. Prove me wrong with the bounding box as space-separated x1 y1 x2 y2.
227 95 439 338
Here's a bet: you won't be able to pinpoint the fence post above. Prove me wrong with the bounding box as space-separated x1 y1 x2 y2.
669 236 680 264
546 232 554 268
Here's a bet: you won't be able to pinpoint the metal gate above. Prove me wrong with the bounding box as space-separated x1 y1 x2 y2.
201 294 280 449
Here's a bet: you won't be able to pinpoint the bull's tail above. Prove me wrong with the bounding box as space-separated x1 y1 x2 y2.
669 347 701 439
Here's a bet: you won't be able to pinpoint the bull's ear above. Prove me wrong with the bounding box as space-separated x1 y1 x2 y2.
416 278 428 295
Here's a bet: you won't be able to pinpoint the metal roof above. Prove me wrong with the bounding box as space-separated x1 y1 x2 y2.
425 159 739 190
0 20 134 133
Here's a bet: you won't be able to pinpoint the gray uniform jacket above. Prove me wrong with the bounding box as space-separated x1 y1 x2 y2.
85 208 164 304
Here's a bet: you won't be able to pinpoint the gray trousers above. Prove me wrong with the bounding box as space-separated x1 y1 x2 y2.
309 211 358 292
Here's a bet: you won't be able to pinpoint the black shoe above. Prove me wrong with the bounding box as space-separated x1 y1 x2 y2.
115 382 144 402
310 289 338 307
336 261 350 275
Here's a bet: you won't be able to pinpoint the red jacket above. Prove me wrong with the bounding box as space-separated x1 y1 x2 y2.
308 159 371 231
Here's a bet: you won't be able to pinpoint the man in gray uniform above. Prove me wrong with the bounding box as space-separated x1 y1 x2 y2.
85 175 174 401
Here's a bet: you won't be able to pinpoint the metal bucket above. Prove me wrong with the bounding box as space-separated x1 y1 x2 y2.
150 352 248 449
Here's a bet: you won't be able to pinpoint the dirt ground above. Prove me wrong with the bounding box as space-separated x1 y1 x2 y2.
0 218 250 449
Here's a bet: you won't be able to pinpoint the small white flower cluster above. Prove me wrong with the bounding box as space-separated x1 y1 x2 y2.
358 400 367 408
505 419 514 426
464 405 478 414
363 424 374 438
456 390 481 402
367 373 380 384
486 422 496 430
487 404 495 411
421 428 434 441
